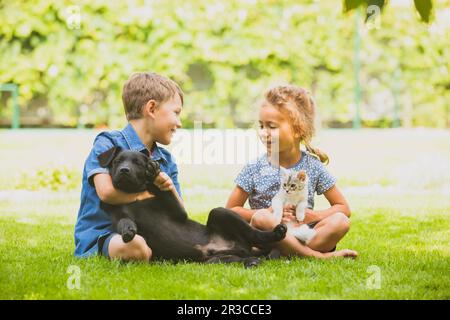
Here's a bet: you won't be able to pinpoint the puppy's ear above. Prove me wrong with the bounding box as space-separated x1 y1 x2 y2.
98 146 122 168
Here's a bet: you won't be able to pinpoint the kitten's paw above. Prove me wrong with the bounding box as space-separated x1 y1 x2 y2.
295 207 306 222
273 223 288 240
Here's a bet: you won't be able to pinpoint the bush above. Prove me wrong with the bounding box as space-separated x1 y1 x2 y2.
15 166 81 191
0 1 448 128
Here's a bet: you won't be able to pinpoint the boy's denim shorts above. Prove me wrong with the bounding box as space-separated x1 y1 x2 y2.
98 233 118 258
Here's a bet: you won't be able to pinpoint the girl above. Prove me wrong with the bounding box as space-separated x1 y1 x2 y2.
226 85 358 259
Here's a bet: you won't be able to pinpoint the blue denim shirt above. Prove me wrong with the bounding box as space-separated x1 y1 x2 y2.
74 123 182 257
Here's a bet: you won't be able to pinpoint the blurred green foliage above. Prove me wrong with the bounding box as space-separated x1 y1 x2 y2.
15 166 81 191
343 0 434 23
0 0 449 128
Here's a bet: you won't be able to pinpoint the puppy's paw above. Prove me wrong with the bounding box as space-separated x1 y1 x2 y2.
119 219 137 243
121 227 136 243
243 257 261 268
267 248 282 260
273 223 288 240
145 160 161 183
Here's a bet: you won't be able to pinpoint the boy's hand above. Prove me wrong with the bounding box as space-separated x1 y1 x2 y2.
153 172 175 192
136 190 155 201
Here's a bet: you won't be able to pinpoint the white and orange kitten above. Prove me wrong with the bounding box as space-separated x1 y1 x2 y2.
272 168 317 243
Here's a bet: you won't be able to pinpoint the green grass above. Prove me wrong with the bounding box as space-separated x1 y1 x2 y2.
0 190 449 299
0 129 449 299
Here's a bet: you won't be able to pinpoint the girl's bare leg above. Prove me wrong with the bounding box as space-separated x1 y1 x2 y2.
251 210 357 259
307 212 350 253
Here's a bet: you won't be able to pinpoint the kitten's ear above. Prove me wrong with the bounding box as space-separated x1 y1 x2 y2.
297 170 306 182
98 146 122 168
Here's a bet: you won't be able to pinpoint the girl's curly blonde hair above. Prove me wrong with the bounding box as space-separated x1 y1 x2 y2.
263 85 329 164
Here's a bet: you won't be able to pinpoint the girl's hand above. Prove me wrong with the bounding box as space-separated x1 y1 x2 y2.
153 172 175 192
281 207 320 225
303 208 320 224
282 204 298 224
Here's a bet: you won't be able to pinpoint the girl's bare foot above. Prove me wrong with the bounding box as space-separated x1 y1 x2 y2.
325 249 358 259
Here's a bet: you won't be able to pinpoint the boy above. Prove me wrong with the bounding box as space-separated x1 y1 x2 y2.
74 72 184 262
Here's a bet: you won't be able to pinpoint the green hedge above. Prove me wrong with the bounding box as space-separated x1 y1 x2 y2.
0 0 448 128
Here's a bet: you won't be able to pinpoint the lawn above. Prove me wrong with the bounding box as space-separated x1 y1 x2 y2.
0 129 449 299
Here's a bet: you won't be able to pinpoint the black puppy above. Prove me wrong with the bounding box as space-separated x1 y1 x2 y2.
97 146 287 267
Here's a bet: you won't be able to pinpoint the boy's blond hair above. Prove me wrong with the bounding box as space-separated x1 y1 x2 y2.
122 72 184 120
